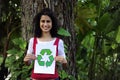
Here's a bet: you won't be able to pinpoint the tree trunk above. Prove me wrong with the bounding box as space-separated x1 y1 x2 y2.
61 1 77 78
21 0 77 79
21 0 45 41
0 0 2 39
0 0 2 22
52 0 77 78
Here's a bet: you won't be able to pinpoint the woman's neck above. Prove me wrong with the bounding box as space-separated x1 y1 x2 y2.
42 32 51 37
39 32 53 41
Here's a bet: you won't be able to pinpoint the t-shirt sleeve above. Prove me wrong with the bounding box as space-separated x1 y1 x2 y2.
58 39 66 58
27 38 34 54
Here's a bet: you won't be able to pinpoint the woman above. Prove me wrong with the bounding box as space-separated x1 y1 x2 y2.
24 8 67 80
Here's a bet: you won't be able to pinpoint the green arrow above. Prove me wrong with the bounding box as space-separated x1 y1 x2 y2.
37 55 42 60
49 55 54 61
38 61 45 66
37 55 45 66
46 55 54 67
46 49 52 55
40 49 46 55
46 61 51 67
40 49 52 55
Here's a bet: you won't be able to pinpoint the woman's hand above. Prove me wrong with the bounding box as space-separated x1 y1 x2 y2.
24 54 36 62
55 56 67 63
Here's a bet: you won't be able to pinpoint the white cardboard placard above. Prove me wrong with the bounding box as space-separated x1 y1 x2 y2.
34 44 56 74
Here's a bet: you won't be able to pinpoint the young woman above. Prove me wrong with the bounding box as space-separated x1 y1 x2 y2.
24 8 67 80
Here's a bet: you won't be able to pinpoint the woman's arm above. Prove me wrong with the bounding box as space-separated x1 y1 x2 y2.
24 38 36 65
24 54 36 65
55 56 67 63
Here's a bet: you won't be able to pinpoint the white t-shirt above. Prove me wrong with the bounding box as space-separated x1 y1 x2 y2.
27 37 66 58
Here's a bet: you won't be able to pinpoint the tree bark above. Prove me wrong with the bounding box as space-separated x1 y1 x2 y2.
21 0 45 41
0 0 2 22
51 0 77 78
0 0 3 39
63 1 77 78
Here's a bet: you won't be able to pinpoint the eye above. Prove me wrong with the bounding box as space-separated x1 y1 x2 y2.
41 20 45 23
47 20 51 23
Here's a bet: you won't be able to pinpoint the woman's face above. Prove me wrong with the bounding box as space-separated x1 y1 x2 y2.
40 15 52 33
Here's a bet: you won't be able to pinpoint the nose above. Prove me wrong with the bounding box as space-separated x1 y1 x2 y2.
44 22 47 26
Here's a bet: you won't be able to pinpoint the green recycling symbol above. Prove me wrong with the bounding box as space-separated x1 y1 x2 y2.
37 49 54 67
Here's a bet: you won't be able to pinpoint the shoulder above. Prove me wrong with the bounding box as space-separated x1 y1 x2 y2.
29 37 34 41
56 38 64 44
28 37 35 43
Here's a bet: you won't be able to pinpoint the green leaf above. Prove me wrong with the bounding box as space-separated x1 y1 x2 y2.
97 13 112 32
12 38 26 45
7 48 18 54
116 26 120 43
111 43 117 49
17 50 24 57
12 37 27 49
58 28 71 36
19 41 27 50
12 38 21 45
59 70 68 79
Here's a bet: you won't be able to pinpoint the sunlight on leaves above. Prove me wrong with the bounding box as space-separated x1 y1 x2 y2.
58 28 71 36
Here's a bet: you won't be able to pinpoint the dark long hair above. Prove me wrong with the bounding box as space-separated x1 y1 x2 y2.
33 8 59 38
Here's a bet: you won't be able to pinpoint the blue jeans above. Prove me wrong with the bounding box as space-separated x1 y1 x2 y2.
55 77 60 80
